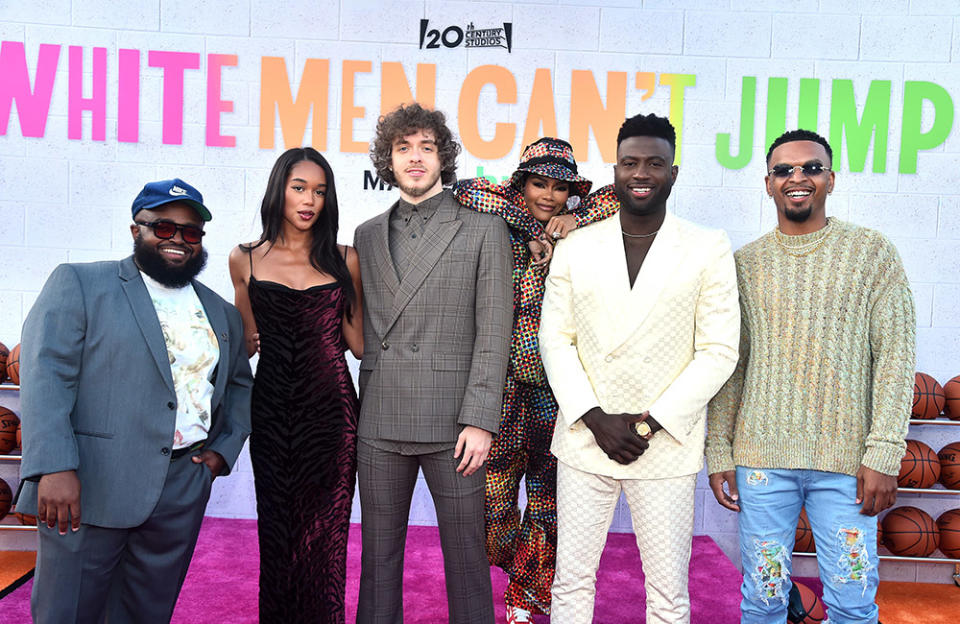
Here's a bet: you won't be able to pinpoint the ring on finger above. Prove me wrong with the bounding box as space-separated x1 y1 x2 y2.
551 231 561 239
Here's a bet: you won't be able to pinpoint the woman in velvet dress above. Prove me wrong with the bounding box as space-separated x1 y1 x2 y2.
228 147 362 623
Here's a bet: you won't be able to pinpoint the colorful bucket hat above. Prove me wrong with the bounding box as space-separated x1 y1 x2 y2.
508 137 592 198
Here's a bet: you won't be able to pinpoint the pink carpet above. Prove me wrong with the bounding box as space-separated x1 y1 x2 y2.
1 517 743 622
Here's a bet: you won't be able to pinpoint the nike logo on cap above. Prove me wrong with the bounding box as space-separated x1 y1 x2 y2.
170 186 188 196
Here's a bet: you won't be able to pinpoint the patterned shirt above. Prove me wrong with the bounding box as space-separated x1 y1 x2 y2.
142 273 219 449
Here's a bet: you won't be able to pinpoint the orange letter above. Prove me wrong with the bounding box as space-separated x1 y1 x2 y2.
457 64 517 159
521 68 558 149
381 62 436 115
659 73 696 165
259 56 328 149
341 60 372 153
569 70 627 164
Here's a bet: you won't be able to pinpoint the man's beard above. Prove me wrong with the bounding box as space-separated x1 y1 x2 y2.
133 234 207 288
783 205 813 223
399 170 442 198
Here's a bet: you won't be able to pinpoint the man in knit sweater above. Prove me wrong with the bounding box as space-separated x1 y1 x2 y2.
706 129 915 624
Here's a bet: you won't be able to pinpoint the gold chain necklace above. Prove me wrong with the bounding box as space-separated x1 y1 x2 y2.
621 229 659 238
774 221 833 257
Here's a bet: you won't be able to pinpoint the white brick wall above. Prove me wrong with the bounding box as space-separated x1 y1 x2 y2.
860 16 953 61
771 14 861 60
684 11 772 58
2 1 959 585
599 9 684 55
250 0 340 40
513 4 600 51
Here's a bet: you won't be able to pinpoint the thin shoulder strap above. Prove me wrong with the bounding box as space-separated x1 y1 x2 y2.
339 244 348 261
247 246 255 278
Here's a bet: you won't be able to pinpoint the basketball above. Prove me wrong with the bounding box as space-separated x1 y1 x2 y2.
14 511 37 526
945 376 960 420
938 442 960 490
877 519 883 549
16 421 21 450
913 372 945 419
0 477 11 520
936 509 960 558
881 506 939 557
0 406 19 454
897 439 941 488
6 343 20 386
795 507 815 552
0 341 7 382
787 581 826 623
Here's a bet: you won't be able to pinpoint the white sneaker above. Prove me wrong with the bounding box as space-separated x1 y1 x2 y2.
506 605 532 624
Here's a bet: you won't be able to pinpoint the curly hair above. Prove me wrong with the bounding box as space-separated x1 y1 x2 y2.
616 113 676 151
370 103 461 186
766 129 833 165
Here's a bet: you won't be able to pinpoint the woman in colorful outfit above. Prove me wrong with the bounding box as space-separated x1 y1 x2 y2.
453 138 616 623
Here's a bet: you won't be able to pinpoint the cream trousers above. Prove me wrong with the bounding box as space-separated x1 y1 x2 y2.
551 460 696 624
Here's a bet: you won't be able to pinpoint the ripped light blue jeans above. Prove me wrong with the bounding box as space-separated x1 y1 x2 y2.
736 467 879 624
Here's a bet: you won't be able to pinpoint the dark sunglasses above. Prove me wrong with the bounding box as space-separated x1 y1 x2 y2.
768 163 832 178
135 220 205 244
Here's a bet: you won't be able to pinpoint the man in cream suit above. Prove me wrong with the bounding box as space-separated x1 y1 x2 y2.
539 113 740 624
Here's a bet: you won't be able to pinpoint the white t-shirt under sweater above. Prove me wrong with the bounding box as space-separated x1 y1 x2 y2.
142 273 220 449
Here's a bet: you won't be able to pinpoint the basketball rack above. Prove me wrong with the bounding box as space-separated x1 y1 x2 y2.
0 384 35 532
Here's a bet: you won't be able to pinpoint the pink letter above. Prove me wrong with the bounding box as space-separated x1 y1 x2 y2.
118 49 140 143
206 53 237 147
68 46 107 140
148 50 200 145
0 41 60 137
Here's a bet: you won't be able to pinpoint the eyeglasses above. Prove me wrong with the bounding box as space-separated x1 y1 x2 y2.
135 220 205 244
768 163 832 178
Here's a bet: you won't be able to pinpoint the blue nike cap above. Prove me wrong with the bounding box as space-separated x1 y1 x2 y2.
131 178 212 222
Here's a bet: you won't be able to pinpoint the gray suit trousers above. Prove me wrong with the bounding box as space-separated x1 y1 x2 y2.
356 440 494 624
31 453 213 624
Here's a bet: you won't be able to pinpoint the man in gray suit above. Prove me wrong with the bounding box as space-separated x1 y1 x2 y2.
354 104 512 623
16 178 253 623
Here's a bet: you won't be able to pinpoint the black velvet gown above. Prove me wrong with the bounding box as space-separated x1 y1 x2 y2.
248 274 359 624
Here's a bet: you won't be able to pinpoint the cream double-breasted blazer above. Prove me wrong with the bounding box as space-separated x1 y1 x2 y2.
539 212 740 479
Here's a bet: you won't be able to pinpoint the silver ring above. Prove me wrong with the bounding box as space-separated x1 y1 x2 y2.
551 231 561 240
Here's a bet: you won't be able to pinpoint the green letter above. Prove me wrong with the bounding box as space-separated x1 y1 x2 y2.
899 81 954 174
716 76 756 170
475 165 497 184
829 79 891 173
797 78 820 132
660 73 696 165
765 77 788 151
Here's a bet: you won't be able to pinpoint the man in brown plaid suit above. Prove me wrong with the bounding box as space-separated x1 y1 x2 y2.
353 104 512 623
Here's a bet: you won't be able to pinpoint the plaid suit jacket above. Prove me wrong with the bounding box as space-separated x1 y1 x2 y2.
354 189 512 443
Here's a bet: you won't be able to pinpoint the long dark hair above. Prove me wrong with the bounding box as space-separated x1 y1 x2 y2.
247 147 356 318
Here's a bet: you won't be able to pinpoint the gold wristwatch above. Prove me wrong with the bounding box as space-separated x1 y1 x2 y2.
634 417 654 440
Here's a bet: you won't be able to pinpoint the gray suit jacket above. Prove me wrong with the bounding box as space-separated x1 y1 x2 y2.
354 189 512 443
15 256 253 528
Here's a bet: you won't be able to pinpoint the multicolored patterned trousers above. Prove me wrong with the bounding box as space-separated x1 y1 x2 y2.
485 375 558 614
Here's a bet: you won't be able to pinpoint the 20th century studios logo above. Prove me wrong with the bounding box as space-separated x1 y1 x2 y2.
419 19 513 52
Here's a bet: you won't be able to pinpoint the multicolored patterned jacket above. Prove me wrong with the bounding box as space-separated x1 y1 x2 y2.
452 180 620 387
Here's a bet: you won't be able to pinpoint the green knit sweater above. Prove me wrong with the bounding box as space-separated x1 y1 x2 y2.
706 218 916 477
